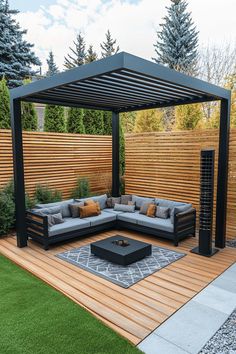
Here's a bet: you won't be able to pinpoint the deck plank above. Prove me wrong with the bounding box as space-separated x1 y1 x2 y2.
0 231 235 345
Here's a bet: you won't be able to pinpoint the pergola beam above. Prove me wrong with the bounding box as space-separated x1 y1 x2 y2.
215 98 231 248
10 98 27 247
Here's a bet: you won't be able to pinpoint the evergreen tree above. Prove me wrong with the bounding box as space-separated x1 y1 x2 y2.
46 51 59 76
119 124 125 176
64 33 86 69
134 109 164 133
153 0 198 75
0 77 10 129
0 0 41 87
85 45 98 63
101 30 119 58
83 109 104 135
103 111 112 135
67 107 85 134
21 79 38 131
44 105 66 133
175 103 203 130
121 111 136 133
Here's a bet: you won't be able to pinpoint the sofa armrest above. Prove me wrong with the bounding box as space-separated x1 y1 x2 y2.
174 208 196 235
26 210 49 238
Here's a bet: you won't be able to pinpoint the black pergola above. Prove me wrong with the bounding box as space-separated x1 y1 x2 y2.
10 52 231 249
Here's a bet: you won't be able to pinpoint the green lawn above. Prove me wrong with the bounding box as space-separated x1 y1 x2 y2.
0 254 142 354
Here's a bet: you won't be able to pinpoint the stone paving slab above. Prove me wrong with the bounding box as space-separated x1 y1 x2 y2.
138 261 236 354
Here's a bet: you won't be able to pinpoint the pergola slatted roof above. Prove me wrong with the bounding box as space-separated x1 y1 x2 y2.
11 52 230 112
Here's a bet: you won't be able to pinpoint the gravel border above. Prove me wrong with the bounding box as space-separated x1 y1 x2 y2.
199 309 236 354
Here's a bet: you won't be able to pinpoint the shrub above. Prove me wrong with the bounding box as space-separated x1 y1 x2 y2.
34 184 62 204
0 192 15 235
71 177 90 199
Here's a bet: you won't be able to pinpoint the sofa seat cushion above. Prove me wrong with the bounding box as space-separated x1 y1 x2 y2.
83 211 116 227
103 208 123 215
48 217 90 237
136 214 174 233
117 211 140 224
132 195 155 209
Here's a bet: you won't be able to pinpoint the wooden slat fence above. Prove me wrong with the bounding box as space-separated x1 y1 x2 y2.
0 128 235 240
0 130 112 198
125 129 236 240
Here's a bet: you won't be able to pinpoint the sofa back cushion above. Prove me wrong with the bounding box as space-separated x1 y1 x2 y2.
154 198 185 209
132 195 155 210
35 199 74 218
76 194 107 210
34 205 61 215
114 203 135 213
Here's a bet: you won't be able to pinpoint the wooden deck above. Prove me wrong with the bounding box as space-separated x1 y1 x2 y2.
0 231 235 345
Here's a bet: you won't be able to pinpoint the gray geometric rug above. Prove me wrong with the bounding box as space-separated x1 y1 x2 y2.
56 244 186 288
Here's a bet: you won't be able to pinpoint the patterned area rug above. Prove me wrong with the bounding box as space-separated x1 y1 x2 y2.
56 243 186 288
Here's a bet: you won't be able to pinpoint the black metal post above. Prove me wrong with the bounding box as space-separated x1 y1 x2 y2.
112 111 120 196
10 98 27 247
215 98 231 248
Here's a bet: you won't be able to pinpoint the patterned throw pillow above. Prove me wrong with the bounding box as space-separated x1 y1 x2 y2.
156 206 170 219
47 213 64 227
146 204 156 218
106 197 121 208
120 194 132 205
79 204 101 218
69 202 84 218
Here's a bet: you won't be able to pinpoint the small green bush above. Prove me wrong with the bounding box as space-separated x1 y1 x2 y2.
0 191 15 235
34 184 62 204
71 177 90 199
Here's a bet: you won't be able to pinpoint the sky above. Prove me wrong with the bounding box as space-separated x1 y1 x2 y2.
9 0 236 72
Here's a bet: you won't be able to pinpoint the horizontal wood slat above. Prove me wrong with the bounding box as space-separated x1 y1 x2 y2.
0 130 112 199
125 129 236 240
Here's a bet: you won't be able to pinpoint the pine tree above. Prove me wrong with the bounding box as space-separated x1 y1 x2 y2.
134 109 164 133
85 45 98 63
64 33 86 69
46 51 59 76
67 107 85 134
175 103 203 130
83 109 104 135
0 77 10 128
103 111 112 135
101 30 119 58
0 0 41 87
153 0 198 75
44 105 66 133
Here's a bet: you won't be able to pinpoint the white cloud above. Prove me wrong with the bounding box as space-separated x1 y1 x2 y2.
15 0 236 73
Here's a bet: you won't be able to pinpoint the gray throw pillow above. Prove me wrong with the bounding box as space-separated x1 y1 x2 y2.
106 197 121 208
132 195 155 209
69 202 84 218
121 194 132 205
47 213 64 227
170 204 192 224
156 206 170 219
114 203 135 213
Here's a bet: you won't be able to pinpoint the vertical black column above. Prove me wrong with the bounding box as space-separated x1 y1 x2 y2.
215 98 231 248
10 98 27 247
112 111 120 197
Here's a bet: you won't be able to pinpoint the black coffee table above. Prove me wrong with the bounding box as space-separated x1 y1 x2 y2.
90 235 152 266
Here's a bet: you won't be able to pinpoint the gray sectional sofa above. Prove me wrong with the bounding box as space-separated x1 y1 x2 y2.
26 194 196 250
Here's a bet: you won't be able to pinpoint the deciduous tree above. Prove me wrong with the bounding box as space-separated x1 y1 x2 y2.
134 109 164 133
